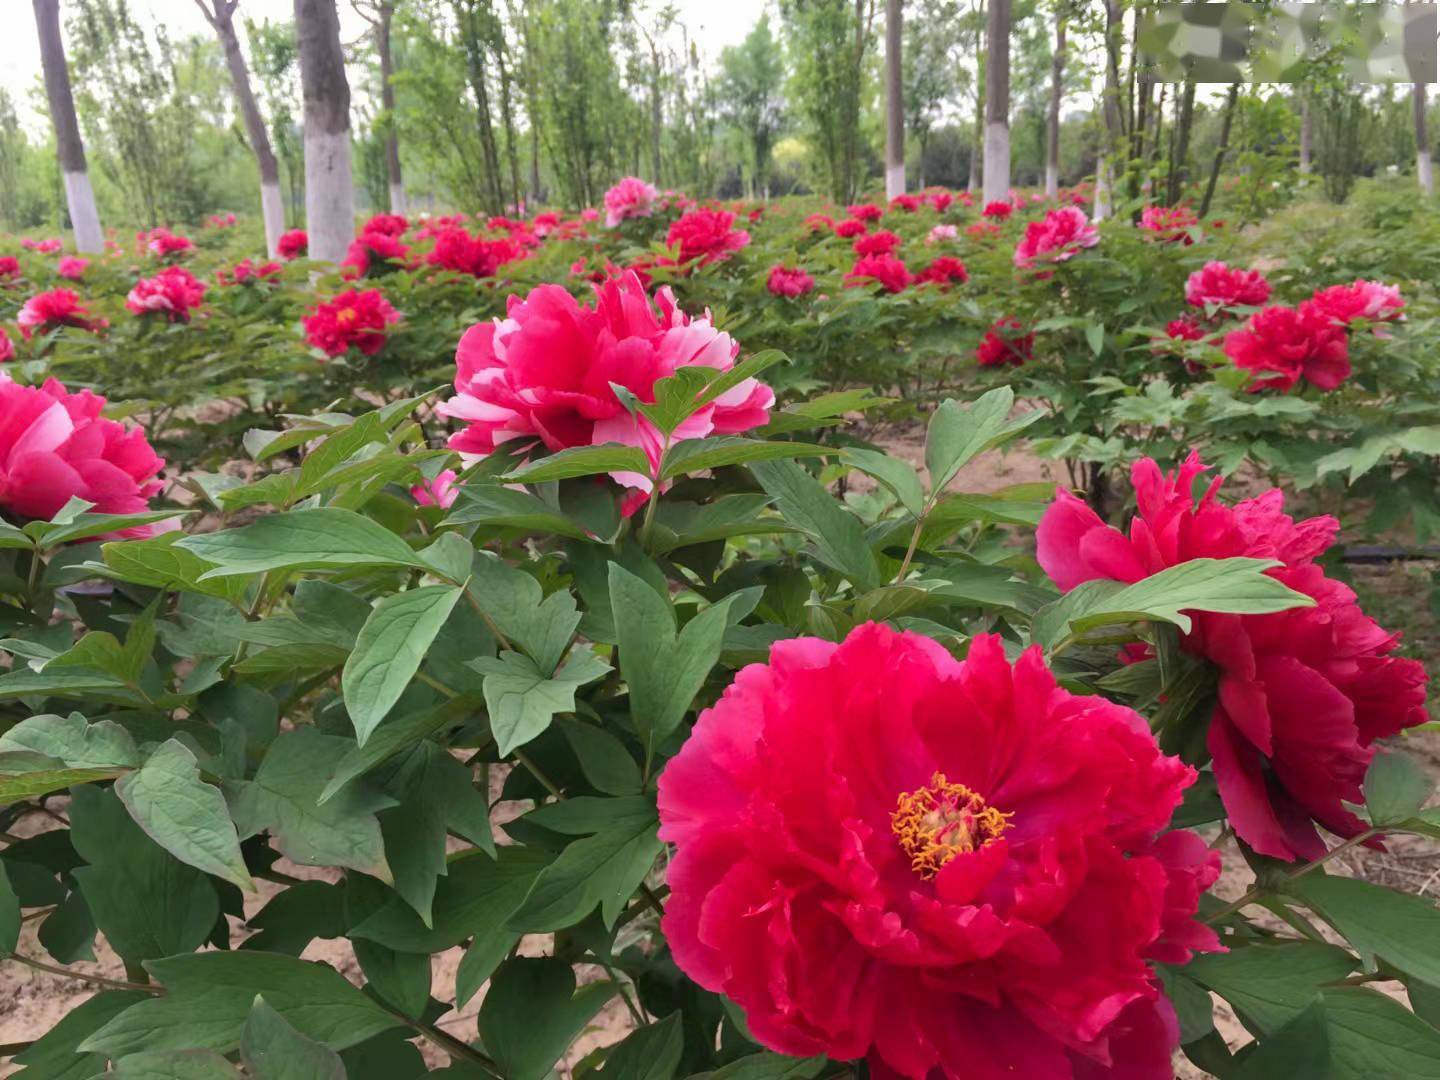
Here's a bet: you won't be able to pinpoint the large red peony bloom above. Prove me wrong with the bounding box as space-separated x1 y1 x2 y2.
361 212 409 238
126 266 207 322
1184 261 1271 311
425 226 523 279
17 289 107 340
0 374 168 531
844 254 911 293
890 193 923 213
834 218 868 239
976 317 1034 367
1138 206 1199 244
666 209 751 265
604 177 660 227
0 256 19 281
0 328 13 363
57 256 89 281
215 259 282 287
342 230 412 277
926 189 954 212
1014 207 1099 270
141 227 194 260
303 289 401 358
767 265 815 298
853 229 902 257
437 272 772 508
658 624 1219 1079
915 256 969 288
1307 280 1404 329
1037 453 1429 861
982 200 1013 220
846 202 884 222
277 229 308 260
1223 303 1350 392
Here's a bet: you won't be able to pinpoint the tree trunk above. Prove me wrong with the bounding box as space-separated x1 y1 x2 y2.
496 43 522 212
33 0 102 253
1045 11 1065 197
1167 80 1195 205
295 0 355 262
1299 95 1312 173
982 0 1011 205
884 0 904 199
1415 83 1433 195
1093 0 1124 220
456 3 503 213
197 0 286 253
650 43 663 187
1199 83 1239 220
373 3 405 214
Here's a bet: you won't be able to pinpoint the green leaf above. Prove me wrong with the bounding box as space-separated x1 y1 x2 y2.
474 646 611 756
446 484 590 539
0 862 17 959
1085 320 1105 357
178 508 428 579
343 584 464 744
1324 985 1440 1079
1365 750 1433 826
596 1012 683 1079
841 448 925 518
750 459 879 588
609 565 738 762
319 694 480 804
499 443 650 484
469 553 581 674
109 1050 242 1078
1235 997 1327 1080
508 795 662 930
0 711 139 768
115 739 254 893
559 718 643 796
352 937 431 1017
924 388 1041 496
228 728 394 880
689 1053 828 1079
0 760 126 806
98 533 249 601
38 510 190 549
476 957 617 1080
638 365 714 434
80 951 403 1057
8 989 148 1079
68 785 218 967
1288 873 1440 988
239 996 346 1080
659 437 829 481
1184 942 1358 1032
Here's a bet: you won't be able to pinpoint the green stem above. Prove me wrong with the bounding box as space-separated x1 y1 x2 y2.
893 513 926 584
10 953 164 995
513 748 564 799
1206 827 1379 926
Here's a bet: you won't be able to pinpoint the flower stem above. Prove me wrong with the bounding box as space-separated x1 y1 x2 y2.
1206 827 1379 925
10 953 164 995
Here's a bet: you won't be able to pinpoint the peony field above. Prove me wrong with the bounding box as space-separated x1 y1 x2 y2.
2 2 1440 1078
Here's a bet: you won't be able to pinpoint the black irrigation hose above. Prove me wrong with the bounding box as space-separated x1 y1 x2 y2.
1340 545 1440 564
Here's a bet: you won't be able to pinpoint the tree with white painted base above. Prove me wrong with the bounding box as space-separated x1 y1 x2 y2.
355 1 406 215
884 0 904 199
981 0 1010 205
32 0 102 254
1415 83 1433 196
295 0 355 263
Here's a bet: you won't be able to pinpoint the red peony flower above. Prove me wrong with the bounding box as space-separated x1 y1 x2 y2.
17 289 107 340
1185 261 1271 311
277 229 308 260
846 202 884 222
915 256 969 288
361 212 409 237
57 256 89 280
126 267 206 322
0 374 168 533
1139 205 1199 244
658 623 1219 1079
767 265 815 298
215 259 282 287
976 317 1034 367
926 189 954 212
437 272 772 509
967 221 1003 240
0 328 12 363
853 229 902 257
666 209 750 265
834 218 868 239
1308 280 1405 329
0 256 19 281
531 211 561 236
1223 303 1350 392
411 469 458 509
22 238 62 254
303 288 400 358
804 213 836 233
1037 453 1429 861
342 229 412 278
206 212 237 228
1165 317 1205 343
889 193 923 213
982 200 1013 220
845 254 910 293
604 177 660 227
142 227 194 259
426 226 524 279
1014 206 1099 270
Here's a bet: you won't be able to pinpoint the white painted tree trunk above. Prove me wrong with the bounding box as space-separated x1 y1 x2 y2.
260 181 285 257
1093 156 1112 221
1420 152 1434 196
63 170 103 254
982 0 1011 205
884 0 904 200
304 129 354 264
389 182 407 215
982 122 1010 206
1045 164 1059 199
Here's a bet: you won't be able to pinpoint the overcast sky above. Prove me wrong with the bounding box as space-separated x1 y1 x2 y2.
2 0 772 132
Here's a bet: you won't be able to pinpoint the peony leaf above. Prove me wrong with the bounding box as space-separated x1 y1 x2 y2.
750 458 880 589
1364 749 1433 826
499 442 650 484
240 996 345 1080
1287 874 1440 990
660 436 830 480
473 647 611 757
180 507 429 579
595 1013 684 1080
924 387 1041 497
477 957 617 1080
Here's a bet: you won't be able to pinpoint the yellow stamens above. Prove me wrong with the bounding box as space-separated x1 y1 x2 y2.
891 772 1013 879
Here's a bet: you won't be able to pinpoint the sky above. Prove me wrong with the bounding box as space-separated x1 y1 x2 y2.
2 0 771 134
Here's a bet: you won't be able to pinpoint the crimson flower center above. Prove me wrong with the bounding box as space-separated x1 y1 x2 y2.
891 772 1012 879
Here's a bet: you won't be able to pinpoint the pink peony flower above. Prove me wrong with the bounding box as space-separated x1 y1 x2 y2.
844 254 911 293
0 374 168 532
1223 304 1350 392
1037 453 1429 861
766 265 815 298
0 256 19 281
142 227 194 259
277 229 308 260
1185 261 1271 311
914 256 969 288
603 177 660 227
1308 280 1405 329
215 259 282 287
1139 205 1199 244
580 207 600 223
666 209 750 266
927 224 958 244
126 267 206 322
411 469 458 509
658 623 1218 1079
437 272 772 510
57 256 89 280
0 328 12 363
976 317 1034 367
17 289 107 340
303 289 401 358
1013 206 1099 270
853 229 902 257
